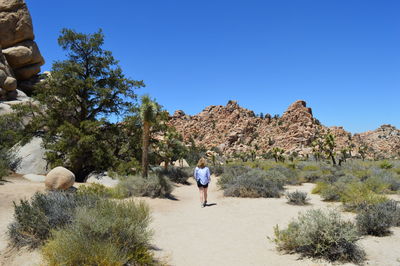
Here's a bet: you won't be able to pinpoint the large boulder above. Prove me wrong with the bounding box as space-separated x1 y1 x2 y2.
0 0 34 49
0 0 44 94
45 166 75 190
86 172 119 188
12 136 48 175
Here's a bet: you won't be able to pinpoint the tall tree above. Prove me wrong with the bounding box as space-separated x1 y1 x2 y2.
139 95 160 177
14 29 144 180
324 132 337 165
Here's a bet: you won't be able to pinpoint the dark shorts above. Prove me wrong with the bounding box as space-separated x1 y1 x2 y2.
197 180 209 188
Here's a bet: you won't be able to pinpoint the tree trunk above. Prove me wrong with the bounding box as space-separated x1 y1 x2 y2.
164 160 169 170
330 153 336 165
142 121 150 178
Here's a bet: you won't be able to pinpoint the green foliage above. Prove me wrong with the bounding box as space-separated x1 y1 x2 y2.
217 165 252 189
285 191 309 205
41 199 156 266
18 28 144 181
77 183 116 198
185 137 207 166
113 174 173 198
8 191 99 248
272 209 365 263
379 161 393 169
221 168 285 198
155 128 187 169
340 182 388 211
209 165 224 176
356 200 400 236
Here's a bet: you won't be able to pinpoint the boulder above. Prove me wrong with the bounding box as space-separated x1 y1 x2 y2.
0 0 34 49
23 174 45 182
173 159 190 167
86 172 119 188
3 40 44 69
14 62 41 80
3 76 17 91
45 166 75 190
12 137 48 175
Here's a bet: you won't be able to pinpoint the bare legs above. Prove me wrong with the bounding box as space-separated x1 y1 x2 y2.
199 187 204 204
198 187 208 206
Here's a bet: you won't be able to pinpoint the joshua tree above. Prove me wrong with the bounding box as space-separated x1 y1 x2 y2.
324 133 337 165
272 147 285 163
358 145 368 161
140 95 159 177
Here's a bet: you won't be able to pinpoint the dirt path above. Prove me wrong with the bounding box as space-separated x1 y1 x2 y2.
0 175 399 266
143 176 400 266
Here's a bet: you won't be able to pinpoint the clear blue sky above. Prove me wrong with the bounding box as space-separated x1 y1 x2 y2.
26 0 400 133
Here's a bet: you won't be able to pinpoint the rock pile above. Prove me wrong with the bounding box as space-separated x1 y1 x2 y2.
170 100 400 159
0 0 44 100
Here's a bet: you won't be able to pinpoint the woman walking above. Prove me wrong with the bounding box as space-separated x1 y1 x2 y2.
194 158 211 208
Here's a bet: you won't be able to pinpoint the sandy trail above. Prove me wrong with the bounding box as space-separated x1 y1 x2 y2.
0 175 399 266
143 176 400 266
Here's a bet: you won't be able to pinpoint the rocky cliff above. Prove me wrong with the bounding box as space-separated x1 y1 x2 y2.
170 100 400 159
0 0 44 100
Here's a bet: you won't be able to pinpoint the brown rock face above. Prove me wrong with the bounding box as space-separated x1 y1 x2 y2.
170 100 400 159
0 0 44 99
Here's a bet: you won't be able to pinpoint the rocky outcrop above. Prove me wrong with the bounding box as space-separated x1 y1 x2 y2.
170 100 400 159
11 136 49 175
0 0 44 99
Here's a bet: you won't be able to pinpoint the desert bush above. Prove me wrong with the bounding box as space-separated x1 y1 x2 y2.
356 200 400 236
379 161 393 169
285 191 309 205
42 199 156 265
153 166 190 184
77 183 116 198
268 165 301 185
272 209 365 263
209 165 224 176
368 170 400 192
217 165 251 189
223 168 284 198
8 191 99 248
0 149 21 180
340 182 388 211
113 174 173 198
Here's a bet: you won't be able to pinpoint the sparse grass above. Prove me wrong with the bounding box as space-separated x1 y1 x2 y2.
272 209 365 263
340 182 388 211
41 199 157 265
285 191 309 205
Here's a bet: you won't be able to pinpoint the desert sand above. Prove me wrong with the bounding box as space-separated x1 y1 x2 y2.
1 174 400 266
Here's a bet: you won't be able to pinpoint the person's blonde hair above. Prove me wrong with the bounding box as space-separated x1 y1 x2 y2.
197 158 207 168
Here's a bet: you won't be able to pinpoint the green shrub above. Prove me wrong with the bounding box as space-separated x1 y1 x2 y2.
8 191 99 248
153 166 190 184
223 168 284 198
356 200 400 236
77 183 116 198
114 174 173 198
42 199 156 265
0 149 21 180
340 182 388 211
272 209 365 263
285 191 309 205
369 170 400 192
380 161 393 169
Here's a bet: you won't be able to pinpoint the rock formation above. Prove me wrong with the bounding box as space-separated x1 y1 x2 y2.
0 0 44 99
170 100 400 160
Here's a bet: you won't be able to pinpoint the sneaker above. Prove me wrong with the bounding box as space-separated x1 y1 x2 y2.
201 203 204 208
203 201 207 207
